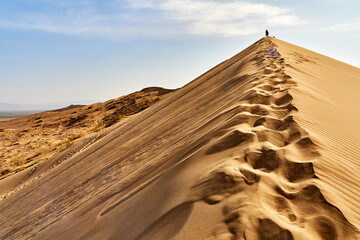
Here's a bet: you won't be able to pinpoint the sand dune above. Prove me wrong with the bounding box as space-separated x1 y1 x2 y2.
0 37 359 240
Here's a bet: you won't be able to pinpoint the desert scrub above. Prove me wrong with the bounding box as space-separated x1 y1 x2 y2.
0 168 11 176
65 114 88 127
102 113 124 127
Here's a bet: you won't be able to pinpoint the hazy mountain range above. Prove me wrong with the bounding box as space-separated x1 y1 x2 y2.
0 100 99 112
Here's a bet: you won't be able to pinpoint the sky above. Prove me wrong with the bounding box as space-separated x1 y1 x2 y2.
1 0 359 106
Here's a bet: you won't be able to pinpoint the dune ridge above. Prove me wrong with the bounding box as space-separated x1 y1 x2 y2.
272 38 360 232
0 38 359 240
176 38 359 240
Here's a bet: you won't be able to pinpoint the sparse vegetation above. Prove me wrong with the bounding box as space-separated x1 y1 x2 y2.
0 87 174 178
65 114 88 127
102 113 124 127
0 168 11 176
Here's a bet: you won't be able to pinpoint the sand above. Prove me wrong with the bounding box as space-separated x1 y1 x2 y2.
0 37 359 240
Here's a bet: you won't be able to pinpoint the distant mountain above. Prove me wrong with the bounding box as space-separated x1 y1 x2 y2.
0 100 100 112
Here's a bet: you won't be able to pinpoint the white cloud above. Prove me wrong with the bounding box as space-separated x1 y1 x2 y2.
0 1 144 39
0 11 110 36
0 0 304 38
1 2 96 34
128 0 304 36
329 23 360 32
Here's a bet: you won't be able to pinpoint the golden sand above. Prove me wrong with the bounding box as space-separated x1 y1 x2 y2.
0 38 359 240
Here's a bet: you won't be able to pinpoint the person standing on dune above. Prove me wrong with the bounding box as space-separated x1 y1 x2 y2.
266 29 269 37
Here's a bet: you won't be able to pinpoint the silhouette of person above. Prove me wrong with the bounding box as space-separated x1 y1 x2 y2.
265 30 269 37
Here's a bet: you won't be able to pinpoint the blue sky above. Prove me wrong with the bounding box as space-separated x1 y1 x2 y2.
1 0 359 105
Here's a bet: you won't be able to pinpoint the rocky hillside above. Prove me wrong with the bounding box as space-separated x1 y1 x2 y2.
0 87 174 178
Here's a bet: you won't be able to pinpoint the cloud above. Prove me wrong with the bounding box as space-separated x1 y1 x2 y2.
0 13 111 36
128 0 304 36
329 23 360 32
0 0 304 38
0 0 142 38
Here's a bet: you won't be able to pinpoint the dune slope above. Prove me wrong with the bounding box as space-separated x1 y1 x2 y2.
0 38 359 240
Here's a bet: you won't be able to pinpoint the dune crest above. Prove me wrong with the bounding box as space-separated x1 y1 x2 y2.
0 38 359 240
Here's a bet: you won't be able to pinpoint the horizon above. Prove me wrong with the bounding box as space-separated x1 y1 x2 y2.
1 0 360 106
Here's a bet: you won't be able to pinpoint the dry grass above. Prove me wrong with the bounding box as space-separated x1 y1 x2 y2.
0 87 174 179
